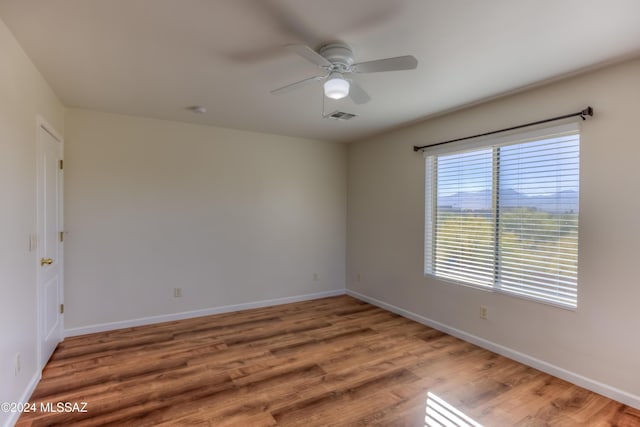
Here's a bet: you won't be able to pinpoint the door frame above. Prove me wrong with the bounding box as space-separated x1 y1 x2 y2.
36 115 64 370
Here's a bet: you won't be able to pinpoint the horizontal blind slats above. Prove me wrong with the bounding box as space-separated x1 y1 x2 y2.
497 136 579 306
426 128 579 308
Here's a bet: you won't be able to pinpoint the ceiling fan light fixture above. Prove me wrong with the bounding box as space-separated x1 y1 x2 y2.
324 73 350 100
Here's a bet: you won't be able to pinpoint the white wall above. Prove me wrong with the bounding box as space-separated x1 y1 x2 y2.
0 17 65 427
347 58 640 405
64 109 346 331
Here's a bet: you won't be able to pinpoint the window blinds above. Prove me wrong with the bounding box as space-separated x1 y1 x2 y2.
425 123 580 308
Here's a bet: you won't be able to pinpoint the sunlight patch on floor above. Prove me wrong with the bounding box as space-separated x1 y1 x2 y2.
425 391 483 427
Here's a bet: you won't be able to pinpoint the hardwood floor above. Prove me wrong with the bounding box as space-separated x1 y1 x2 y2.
17 295 640 426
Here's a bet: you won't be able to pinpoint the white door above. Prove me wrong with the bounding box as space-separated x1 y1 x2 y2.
37 120 64 368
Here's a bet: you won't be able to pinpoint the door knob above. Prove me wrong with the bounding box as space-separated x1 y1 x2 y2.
40 258 53 266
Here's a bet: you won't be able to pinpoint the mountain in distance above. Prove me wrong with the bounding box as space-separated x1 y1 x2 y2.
438 188 578 213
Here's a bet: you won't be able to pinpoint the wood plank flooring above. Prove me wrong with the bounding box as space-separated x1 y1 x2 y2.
17 295 640 426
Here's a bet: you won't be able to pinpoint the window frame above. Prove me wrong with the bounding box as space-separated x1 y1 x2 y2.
423 122 580 310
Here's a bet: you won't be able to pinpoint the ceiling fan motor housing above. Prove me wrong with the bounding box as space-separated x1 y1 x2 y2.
319 43 354 72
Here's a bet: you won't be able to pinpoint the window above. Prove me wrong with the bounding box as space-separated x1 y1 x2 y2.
424 123 579 308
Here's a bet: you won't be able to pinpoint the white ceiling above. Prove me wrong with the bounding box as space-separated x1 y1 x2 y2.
1 0 639 142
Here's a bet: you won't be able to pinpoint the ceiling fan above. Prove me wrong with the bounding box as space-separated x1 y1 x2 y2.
270 42 418 104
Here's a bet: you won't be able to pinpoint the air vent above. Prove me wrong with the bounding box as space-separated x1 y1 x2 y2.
324 111 357 121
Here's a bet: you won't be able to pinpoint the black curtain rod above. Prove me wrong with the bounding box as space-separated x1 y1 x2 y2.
413 106 593 152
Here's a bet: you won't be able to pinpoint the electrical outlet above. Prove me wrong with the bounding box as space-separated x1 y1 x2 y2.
15 353 21 376
173 288 182 298
313 273 319 281
479 306 488 320
356 273 361 282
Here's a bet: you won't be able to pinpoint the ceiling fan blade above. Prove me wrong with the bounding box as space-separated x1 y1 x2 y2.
349 81 371 104
286 44 332 68
270 75 325 95
352 55 418 73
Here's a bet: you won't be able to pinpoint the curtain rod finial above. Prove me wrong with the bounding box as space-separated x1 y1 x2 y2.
581 106 594 119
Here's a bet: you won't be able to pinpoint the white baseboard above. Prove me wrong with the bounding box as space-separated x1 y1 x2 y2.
65 289 346 337
346 289 640 410
3 370 41 427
